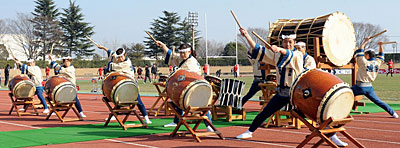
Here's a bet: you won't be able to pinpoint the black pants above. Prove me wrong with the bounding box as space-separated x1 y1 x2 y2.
4 75 9 86
144 75 151 83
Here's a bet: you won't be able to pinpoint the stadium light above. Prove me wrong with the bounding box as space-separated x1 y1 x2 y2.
188 11 198 51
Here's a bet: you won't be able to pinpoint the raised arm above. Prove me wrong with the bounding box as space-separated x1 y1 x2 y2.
97 45 109 53
155 41 169 53
360 38 371 49
378 41 384 53
13 58 22 66
239 28 256 51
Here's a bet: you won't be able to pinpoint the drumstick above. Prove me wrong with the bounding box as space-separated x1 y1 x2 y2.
146 31 157 43
49 42 55 55
230 10 243 29
368 30 387 40
85 36 100 47
7 47 16 60
252 31 272 48
381 41 397 45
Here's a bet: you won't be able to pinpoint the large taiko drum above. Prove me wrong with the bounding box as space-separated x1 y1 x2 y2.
290 69 354 123
8 74 36 98
102 72 139 106
218 79 246 109
45 76 77 103
166 69 212 110
268 11 356 66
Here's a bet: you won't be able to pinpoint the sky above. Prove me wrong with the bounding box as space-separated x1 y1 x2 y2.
1 0 399 54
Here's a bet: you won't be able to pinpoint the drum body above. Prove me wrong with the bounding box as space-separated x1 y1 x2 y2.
205 75 222 90
290 69 354 123
8 74 36 98
45 76 77 103
218 79 246 109
102 72 139 106
166 69 212 110
268 11 356 66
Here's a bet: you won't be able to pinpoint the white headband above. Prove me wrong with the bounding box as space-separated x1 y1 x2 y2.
62 56 72 60
365 48 375 52
282 34 296 39
178 48 191 52
115 49 126 57
295 42 306 47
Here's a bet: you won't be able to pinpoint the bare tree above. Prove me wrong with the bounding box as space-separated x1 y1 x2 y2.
238 27 269 50
8 13 41 60
197 39 225 58
354 22 388 49
0 19 7 39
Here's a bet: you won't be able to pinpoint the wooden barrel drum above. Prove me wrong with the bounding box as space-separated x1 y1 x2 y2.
45 76 77 103
268 11 356 66
8 74 36 98
290 69 354 123
166 69 213 110
102 72 139 106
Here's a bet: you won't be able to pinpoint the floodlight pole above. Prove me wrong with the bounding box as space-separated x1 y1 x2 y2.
188 11 198 51
205 13 208 64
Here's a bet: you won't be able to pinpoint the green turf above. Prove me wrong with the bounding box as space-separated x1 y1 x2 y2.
0 112 258 148
1 102 400 148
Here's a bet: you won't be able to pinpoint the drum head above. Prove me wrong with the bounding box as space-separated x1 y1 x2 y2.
55 85 77 103
183 82 212 109
322 12 356 66
14 81 36 98
320 86 354 122
113 81 139 105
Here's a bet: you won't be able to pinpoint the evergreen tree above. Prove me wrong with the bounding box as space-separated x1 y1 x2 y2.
222 42 247 59
31 0 62 60
144 11 182 58
60 0 95 57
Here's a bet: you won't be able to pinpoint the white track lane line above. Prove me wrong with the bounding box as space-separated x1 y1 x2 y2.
353 119 400 125
234 126 400 145
0 120 41 129
346 126 400 133
104 139 158 148
210 136 295 148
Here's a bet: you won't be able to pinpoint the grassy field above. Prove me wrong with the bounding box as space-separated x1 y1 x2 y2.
77 74 400 103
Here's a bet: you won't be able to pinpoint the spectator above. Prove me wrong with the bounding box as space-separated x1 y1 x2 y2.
4 64 10 86
144 64 151 83
137 66 143 79
102 65 107 75
45 66 50 79
98 66 103 80
169 65 173 74
151 63 158 80
387 59 394 77
216 69 221 77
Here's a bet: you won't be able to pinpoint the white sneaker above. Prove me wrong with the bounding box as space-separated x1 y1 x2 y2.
144 115 152 124
330 134 348 147
43 109 49 114
236 130 253 139
105 116 116 121
163 122 177 127
51 112 56 116
18 108 25 111
393 113 399 118
79 112 86 118
206 126 214 132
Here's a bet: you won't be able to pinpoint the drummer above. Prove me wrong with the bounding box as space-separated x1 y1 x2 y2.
354 39 398 118
294 42 316 70
96 46 152 124
13 58 49 114
48 56 86 118
236 29 304 139
155 41 214 132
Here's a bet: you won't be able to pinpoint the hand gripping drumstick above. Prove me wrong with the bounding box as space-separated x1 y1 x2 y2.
252 31 272 48
368 30 387 40
85 36 100 47
146 31 157 43
230 10 243 29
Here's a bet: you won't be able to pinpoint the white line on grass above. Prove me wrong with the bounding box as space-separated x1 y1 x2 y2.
104 139 158 148
0 120 41 129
